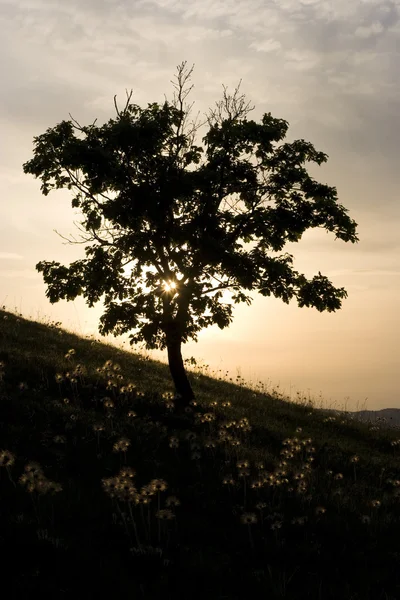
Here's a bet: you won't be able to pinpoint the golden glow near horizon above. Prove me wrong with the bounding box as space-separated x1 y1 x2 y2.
1 0 399 412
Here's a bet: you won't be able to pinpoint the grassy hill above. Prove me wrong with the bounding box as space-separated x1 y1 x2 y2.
1 307 399 599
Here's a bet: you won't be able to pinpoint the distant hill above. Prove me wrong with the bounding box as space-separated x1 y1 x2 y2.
319 407 400 430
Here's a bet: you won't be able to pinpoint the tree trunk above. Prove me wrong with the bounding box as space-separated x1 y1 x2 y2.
164 320 195 411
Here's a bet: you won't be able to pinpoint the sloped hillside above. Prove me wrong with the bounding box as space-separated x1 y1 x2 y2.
1 308 399 599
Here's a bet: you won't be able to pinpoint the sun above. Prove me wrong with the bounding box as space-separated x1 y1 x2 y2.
163 281 177 292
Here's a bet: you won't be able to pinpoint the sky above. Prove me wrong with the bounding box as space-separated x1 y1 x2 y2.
1 0 399 412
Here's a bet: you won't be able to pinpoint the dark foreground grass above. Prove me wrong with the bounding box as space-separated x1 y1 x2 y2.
0 307 399 599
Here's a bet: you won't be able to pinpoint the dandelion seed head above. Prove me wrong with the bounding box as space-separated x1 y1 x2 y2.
150 479 168 492
0 449 16 467
113 437 131 452
292 516 307 525
47 481 63 494
238 468 250 478
203 413 215 422
230 439 241 447
361 515 371 524
370 499 381 508
250 480 264 489
53 435 66 444
205 440 216 449
140 485 155 497
165 495 181 507
135 495 151 505
236 459 249 469
240 512 257 525
119 467 136 479
24 462 43 476
156 509 175 520
222 476 235 485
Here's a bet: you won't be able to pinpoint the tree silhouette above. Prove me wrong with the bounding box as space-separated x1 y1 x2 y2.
23 61 359 412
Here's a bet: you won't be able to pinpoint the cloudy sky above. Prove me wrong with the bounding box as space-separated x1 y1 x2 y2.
1 0 399 412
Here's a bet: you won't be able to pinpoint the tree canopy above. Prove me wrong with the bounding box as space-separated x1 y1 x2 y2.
23 61 359 410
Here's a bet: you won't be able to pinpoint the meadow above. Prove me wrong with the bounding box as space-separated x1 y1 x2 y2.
0 306 399 599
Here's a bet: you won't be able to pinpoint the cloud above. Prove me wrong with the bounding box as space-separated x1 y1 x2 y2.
0 252 24 260
0 269 37 279
1 0 400 248
351 269 400 276
355 21 385 38
283 48 322 71
249 39 281 53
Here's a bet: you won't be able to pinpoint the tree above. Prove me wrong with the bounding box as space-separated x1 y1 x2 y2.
23 61 359 413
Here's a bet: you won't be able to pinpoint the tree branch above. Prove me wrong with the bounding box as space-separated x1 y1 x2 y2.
64 167 113 207
53 229 82 245
114 89 134 119
199 282 238 296
68 113 98 133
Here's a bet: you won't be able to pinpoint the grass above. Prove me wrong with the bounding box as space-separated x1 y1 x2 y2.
0 306 399 599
